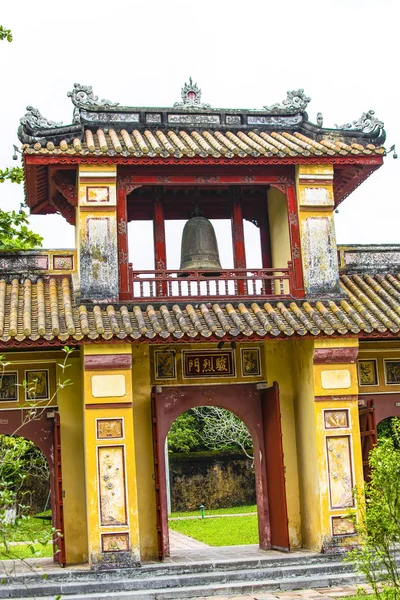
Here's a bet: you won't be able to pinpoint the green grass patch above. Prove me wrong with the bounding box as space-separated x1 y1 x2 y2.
169 515 258 546
170 505 257 518
0 542 53 560
4 514 52 543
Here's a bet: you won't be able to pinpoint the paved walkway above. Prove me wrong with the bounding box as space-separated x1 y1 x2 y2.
169 529 209 551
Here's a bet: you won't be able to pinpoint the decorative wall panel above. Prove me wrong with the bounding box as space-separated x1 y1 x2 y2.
331 516 356 536
154 350 176 380
86 186 110 204
321 369 351 390
0 372 18 401
358 359 378 386
96 419 124 440
302 187 333 208
101 532 129 552
326 435 354 509
53 255 74 271
98 446 128 526
324 410 349 429
80 216 118 301
301 217 340 295
241 348 262 377
91 374 126 398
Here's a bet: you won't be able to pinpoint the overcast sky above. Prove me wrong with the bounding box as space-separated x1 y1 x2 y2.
1 0 399 269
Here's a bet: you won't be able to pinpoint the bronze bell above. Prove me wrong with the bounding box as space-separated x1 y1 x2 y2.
180 216 222 274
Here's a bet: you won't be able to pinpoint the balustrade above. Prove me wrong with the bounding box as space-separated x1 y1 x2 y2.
128 265 293 302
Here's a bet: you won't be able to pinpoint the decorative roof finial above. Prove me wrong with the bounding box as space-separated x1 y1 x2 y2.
335 109 384 134
173 77 211 109
20 106 63 130
263 89 311 113
67 84 119 122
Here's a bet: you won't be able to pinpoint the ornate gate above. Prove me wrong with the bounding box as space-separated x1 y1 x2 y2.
151 382 289 559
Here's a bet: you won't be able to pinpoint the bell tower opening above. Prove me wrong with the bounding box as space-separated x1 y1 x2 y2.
123 180 296 302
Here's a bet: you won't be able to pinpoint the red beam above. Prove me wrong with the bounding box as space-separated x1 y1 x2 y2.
24 155 384 168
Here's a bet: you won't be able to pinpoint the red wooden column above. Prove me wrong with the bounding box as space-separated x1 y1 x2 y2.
259 202 272 294
231 187 247 295
286 183 305 297
153 188 167 296
117 184 130 301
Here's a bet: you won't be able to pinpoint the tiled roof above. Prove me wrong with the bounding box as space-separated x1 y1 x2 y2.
1 274 400 344
23 129 385 159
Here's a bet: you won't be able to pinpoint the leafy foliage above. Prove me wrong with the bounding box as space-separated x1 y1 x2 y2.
0 210 43 250
347 418 400 599
377 417 399 447
0 26 12 42
168 412 203 453
0 26 42 251
167 407 253 459
0 167 24 184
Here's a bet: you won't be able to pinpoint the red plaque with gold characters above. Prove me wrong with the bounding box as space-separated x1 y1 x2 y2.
182 350 235 378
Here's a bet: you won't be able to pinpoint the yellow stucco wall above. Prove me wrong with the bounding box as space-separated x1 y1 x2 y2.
131 345 158 560
57 357 88 564
291 339 321 549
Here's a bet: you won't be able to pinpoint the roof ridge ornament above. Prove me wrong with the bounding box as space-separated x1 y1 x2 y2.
335 109 384 134
173 77 211 110
263 89 311 113
67 83 119 122
20 106 63 130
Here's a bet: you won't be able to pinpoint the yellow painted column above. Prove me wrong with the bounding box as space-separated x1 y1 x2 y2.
131 345 158 560
82 344 140 568
313 338 363 550
295 164 340 296
293 338 363 551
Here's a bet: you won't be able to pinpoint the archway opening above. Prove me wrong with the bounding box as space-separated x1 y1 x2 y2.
165 406 258 555
0 434 54 560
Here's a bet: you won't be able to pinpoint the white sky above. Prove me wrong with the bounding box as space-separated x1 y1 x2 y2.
1 0 399 269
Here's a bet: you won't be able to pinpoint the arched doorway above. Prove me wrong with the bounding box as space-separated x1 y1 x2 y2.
166 406 258 552
0 409 65 564
151 382 289 559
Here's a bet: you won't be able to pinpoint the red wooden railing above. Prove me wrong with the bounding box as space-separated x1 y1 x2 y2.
128 265 293 301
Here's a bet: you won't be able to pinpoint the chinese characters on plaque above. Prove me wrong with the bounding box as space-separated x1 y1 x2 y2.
182 350 235 378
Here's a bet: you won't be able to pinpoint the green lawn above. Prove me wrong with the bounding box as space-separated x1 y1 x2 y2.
4 512 52 543
0 511 54 559
170 505 257 519
0 542 53 560
169 515 258 546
